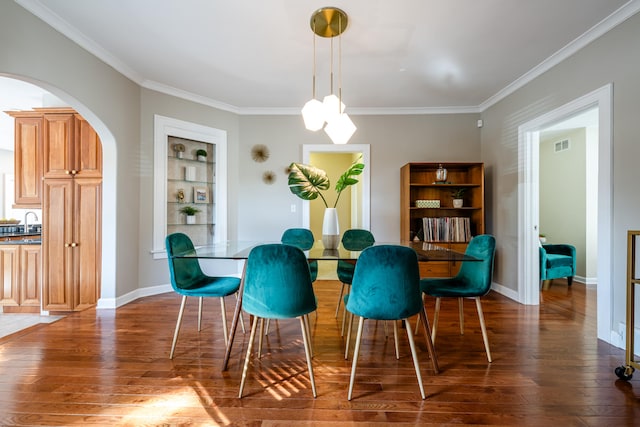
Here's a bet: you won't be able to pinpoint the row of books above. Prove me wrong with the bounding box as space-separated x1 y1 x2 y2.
422 217 471 242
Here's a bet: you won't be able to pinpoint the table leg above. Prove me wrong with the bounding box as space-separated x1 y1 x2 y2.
222 260 247 371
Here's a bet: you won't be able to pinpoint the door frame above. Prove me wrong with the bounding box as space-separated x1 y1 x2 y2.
517 83 612 342
301 144 371 231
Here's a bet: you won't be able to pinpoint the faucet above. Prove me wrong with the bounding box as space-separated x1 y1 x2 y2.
24 211 38 234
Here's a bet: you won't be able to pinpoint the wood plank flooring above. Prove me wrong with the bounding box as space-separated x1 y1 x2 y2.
0 279 638 426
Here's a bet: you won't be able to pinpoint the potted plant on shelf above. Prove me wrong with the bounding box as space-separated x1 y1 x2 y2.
173 143 185 159
179 205 200 224
287 157 364 249
451 188 467 208
196 149 207 162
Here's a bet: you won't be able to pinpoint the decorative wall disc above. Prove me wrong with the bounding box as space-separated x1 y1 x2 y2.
262 170 276 185
251 144 270 162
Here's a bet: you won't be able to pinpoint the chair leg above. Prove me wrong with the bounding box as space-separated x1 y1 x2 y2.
341 306 347 336
258 318 265 359
197 297 203 332
170 295 188 359
458 297 464 335
348 316 365 400
239 316 259 398
404 318 426 399
415 294 425 335
432 297 441 344
335 283 346 318
303 314 314 358
235 292 246 333
344 311 354 359
474 297 492 363
567 276 573 286
220 297 228 347
419 307 439 374
299 316 317 398
393 320 400 359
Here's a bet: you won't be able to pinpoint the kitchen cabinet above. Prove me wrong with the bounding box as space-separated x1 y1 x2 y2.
42 109 102 179
4 112 43 207
400 162 485 277
0 244 41 312
42 178 101 312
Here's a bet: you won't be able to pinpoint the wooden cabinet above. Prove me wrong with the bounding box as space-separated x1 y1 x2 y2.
5 112 43 207
42 178 101 312
5 108 102 207
0 246 19 306
43 109 102 179
0 244 41 312
401 162 485 277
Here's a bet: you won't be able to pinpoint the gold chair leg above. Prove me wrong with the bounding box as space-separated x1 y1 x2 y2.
303 314 314 358
235 292 246 334
404 318 426 399
458 297 465 335
419 307 439 374
239 316 259 398
393 320 400 359
347 316 365 400
299 316 317 397
170 295 188 359
220 297 228 347
475 297 492 363
197 297 203 332
335 283 346 318
432 297 441 344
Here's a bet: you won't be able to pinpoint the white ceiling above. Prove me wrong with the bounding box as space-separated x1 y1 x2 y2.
1 1 637 150
15 0 639 113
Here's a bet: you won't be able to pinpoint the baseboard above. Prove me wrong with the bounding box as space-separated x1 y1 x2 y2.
96 283 172 309
490 281 519 302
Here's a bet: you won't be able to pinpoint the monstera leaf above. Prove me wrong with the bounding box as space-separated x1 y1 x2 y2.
287 156 365 208
333 160 364 208
288 163 331 208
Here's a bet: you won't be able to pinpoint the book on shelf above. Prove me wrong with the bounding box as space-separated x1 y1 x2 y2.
422 217 471 242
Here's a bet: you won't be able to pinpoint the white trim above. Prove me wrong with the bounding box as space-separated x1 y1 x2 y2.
300 144 371 231
152 115 228 259
97 284 172 309
517 84 613 344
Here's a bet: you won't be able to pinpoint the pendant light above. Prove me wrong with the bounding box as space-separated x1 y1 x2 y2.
301 7 356 144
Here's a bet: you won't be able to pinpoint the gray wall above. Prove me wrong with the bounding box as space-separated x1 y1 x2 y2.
540 129 587 279
480 11 640 330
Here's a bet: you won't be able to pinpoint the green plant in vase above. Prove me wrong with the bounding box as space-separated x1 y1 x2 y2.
179 205 200 224
196 149 207 161
287 157 365 249
451 187 467 208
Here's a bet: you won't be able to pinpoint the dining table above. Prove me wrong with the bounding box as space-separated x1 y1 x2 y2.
171 239 479 371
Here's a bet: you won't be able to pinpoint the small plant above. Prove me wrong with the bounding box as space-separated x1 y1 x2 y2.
179 205 200 216
196 149 207 157
451 188 467 199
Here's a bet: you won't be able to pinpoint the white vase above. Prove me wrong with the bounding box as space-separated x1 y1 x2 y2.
186 215 196 225
453 199 464 208
322 207 340 250
197 155 207 162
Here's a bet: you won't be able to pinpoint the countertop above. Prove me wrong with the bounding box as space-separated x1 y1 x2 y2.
0 232 42 244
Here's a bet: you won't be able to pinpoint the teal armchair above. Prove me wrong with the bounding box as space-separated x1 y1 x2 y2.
539 243 576 288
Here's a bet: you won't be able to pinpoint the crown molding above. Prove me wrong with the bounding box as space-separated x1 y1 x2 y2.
479 0 640 111
17 0 640 116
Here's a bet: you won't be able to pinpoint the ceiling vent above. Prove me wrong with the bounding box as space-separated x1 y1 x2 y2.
554 139 570 153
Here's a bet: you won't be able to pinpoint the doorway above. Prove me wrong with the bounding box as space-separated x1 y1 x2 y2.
518 84 612 343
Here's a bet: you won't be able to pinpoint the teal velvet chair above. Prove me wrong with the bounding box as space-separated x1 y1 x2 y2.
344 245 438 400
238 243 318 398
419 234 496 363
165 233 241 359
335 229 375 318
539 243 576 289
281 228 318 282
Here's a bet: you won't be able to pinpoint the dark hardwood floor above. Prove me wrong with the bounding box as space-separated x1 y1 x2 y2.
0 279 638 426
